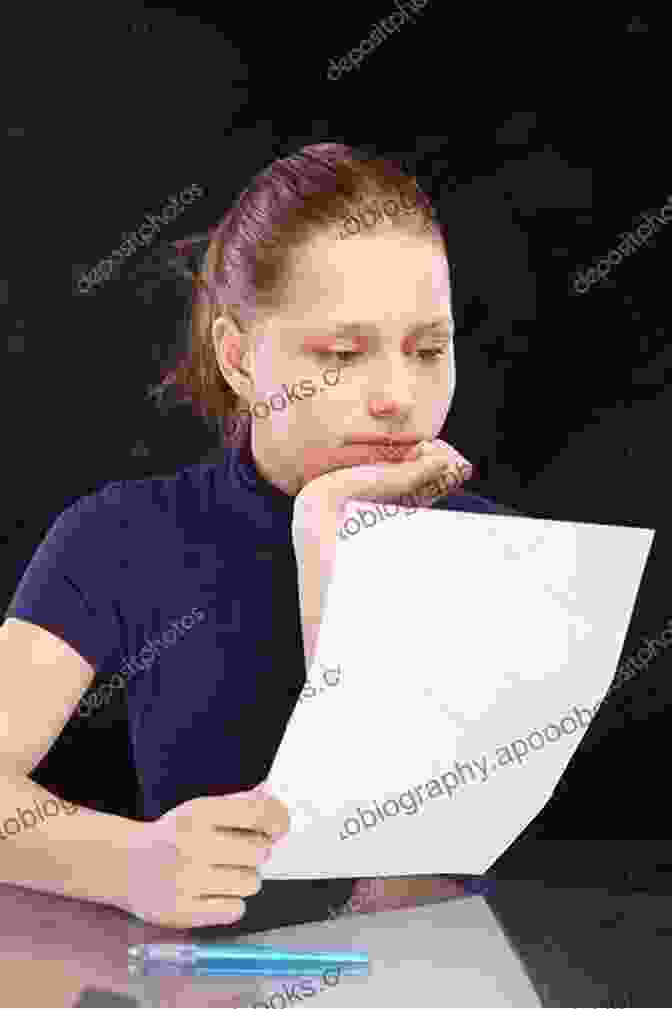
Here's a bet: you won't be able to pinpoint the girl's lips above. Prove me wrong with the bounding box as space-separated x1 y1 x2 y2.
363 443 415 462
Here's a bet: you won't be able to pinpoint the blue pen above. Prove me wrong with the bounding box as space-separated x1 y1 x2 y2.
128 943 370 977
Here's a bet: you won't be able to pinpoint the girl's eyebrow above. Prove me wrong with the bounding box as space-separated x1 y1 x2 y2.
302 317 454 350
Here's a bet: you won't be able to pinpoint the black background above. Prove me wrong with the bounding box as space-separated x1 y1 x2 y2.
2 8 672 999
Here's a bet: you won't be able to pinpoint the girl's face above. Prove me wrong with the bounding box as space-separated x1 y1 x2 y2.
214 219 456 495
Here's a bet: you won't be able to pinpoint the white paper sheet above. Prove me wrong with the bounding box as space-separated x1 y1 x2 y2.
262 503 654 879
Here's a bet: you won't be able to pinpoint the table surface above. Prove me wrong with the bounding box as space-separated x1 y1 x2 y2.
0 882 538 1008
3 866 672 1007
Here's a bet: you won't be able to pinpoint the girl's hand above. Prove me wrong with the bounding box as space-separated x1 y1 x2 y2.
295 439 474 521
290 439 475 669
121 784 290 929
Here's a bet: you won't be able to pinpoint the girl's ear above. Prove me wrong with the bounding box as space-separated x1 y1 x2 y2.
212 314 255 389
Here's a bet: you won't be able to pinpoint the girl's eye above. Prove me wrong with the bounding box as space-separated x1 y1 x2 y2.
317 350 361 365
417 348 447 362
316 348 446 364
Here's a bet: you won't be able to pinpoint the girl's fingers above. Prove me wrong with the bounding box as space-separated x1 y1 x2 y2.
298 440 476 515
406 439 474 478
402 440 430 462
302 440 474 486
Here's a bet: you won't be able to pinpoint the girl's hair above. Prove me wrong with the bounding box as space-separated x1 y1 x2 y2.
156 143 445 444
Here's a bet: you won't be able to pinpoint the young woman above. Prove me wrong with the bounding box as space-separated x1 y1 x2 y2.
0 144 518 933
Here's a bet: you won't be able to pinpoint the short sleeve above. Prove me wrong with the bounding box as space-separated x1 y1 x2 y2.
4 489 124 676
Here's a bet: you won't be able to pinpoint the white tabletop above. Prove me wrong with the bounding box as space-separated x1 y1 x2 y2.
223 896 542 1008
0 880 539 1007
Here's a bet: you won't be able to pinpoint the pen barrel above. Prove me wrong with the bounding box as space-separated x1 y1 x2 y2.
129 944 196 968
129 961 370 977
128 944 368 977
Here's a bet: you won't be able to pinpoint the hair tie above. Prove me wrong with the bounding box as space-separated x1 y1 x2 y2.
172 229 218 259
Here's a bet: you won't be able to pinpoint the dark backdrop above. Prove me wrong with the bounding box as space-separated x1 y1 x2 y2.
2 11 670 857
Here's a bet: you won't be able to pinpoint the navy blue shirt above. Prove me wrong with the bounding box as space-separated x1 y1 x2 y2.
6 428 519 930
